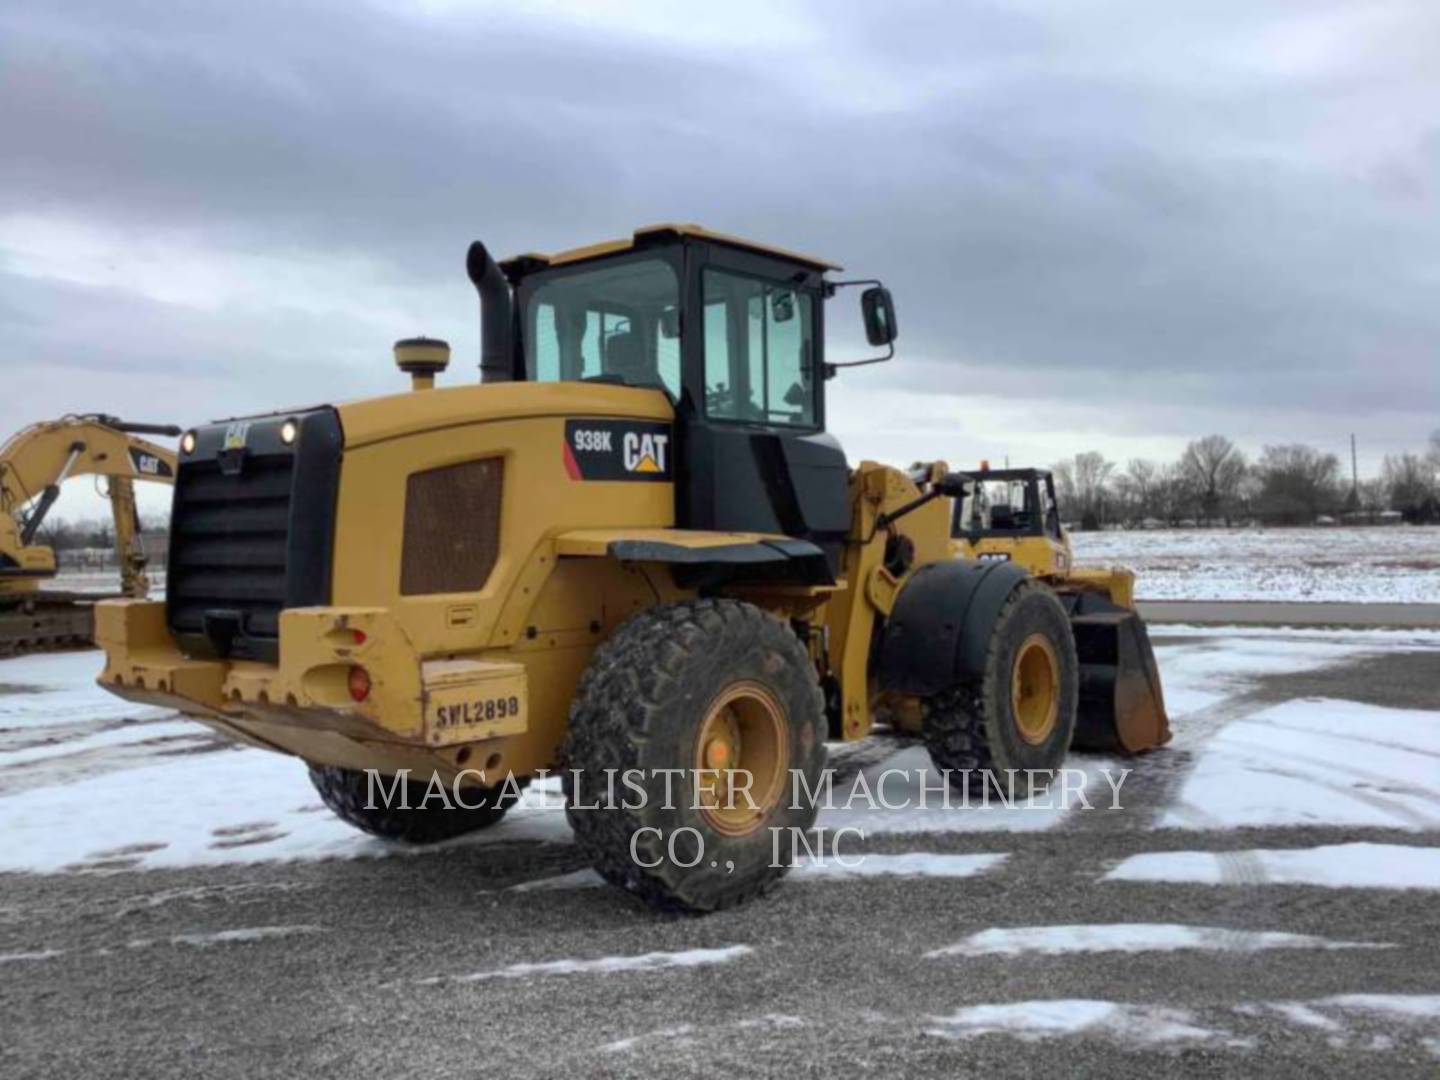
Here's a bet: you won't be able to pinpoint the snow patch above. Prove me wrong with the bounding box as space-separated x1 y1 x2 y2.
792 852 1007 881
416 944 752 984
0 949 64 964
1106 843 1440 889
166 925 324 948
926 923 1388 958
1161 699 1440 830
927 999 1239 1046
817 745 1119 835
509 868 605 893
1319 994 1440 1020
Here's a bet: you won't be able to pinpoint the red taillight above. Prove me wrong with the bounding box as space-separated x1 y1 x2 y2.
352 629 367 645
347 666 371 702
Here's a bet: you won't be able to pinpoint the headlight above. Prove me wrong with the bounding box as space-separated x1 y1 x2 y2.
180 431 197 454
280 419 298 445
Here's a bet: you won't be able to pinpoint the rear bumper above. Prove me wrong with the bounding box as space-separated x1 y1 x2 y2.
95 600 528 775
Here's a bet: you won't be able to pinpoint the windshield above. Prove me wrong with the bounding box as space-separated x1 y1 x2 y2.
958 476 1058 536
523 257 681 396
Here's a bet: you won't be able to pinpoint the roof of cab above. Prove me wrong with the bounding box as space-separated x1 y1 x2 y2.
503 223 842 273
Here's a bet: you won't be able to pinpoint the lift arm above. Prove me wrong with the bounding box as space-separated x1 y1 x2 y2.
0 415 179 596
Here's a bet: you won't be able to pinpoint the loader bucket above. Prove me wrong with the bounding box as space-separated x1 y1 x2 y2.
1069 608 1171 754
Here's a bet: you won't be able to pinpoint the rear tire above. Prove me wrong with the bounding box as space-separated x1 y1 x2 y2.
307 765 518 844
923 580 1078 796
563 599 826 913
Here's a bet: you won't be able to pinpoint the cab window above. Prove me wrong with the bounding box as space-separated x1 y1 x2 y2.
525 258 681 397
702 269 816 427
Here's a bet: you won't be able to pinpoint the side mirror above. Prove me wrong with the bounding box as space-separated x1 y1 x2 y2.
861 287 898 347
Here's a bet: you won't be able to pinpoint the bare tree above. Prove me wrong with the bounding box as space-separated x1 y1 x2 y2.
1051 451 1115 530
1382 453 1439 523
1254 444 1341 524
1179 434 1247 525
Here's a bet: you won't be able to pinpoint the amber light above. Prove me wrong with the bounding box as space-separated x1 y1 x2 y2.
347 666 372 702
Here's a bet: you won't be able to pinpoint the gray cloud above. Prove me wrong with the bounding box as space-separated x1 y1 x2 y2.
2 0 1436 503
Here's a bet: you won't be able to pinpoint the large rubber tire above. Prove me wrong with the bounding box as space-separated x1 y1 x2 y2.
923 580 1078 796
562 599 826 913
307 765 518 844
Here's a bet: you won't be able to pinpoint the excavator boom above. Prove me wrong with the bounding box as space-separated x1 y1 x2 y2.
1 414 179 654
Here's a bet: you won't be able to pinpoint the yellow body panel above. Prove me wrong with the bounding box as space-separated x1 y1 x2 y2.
510 223 841 272
953 534 1136 610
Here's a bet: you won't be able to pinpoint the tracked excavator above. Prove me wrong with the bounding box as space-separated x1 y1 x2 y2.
1 415 179 654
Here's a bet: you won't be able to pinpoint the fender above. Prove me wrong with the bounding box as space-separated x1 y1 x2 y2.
876 559 1029 696
553 528 834 589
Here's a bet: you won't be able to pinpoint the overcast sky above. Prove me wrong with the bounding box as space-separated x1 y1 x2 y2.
3 0 1437 519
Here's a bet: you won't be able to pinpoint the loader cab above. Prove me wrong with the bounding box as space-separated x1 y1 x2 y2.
494 225 897 579
952 467 1071 577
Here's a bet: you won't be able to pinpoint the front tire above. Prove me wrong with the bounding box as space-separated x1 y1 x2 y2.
307 765 518 844
923 580 1078 796
563 599 826 913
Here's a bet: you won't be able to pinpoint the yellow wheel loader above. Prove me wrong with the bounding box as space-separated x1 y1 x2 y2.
1 415 179 655
96 225 1168 912
950 465 1170 753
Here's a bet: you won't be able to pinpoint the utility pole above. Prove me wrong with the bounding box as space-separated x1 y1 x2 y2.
1348 433 1359 511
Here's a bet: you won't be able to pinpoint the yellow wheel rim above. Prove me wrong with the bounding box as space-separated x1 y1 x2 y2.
693 681 789 837
1011 633 1060 746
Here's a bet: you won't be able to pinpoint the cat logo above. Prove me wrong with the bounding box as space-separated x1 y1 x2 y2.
222 421 252 450
126 447 175 479
623 431 668 474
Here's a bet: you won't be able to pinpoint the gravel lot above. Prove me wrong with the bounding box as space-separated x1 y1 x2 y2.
2 620 1439 1078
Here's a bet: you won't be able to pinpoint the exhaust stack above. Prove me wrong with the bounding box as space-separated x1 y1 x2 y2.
466 241 514 383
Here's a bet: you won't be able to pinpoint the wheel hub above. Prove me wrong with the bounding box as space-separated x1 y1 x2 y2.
1011 633 1060 746
694 681 789 837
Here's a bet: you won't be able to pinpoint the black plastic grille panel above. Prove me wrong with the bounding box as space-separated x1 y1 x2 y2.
167 455 294 641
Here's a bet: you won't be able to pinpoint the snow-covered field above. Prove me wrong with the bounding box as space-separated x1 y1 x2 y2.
1072 526 1440 603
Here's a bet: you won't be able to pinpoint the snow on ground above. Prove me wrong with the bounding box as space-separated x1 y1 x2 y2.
2 624 1438 876
510 853 1010 894
1071 525 1440 603
791 852 1006 880
1151 628 1440 715
0 650 170 729
925 995 1440 1052
414 945 752 985
815 744 1123 835
1161 698 1440 829
1105 843 1440 889
925 924 1389 958
926 1000 1241 1047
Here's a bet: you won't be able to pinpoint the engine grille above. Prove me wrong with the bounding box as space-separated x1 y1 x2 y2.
167 454 293 642
401 458 504 595
166 409 342 662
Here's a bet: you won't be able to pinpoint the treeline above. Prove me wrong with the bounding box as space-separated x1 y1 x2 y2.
32 516 170 566
1052 432 1440 530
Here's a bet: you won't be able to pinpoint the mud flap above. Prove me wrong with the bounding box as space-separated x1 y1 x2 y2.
1069 608 1171 754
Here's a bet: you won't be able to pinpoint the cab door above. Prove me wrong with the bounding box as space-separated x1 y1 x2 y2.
676 242 850 577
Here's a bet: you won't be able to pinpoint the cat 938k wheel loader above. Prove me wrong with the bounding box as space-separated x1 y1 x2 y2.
96 224 1169 912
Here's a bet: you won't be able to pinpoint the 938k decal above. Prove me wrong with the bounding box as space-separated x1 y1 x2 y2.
563 419 672 482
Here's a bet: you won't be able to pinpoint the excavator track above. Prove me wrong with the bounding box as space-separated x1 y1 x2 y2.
0 592 108 657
